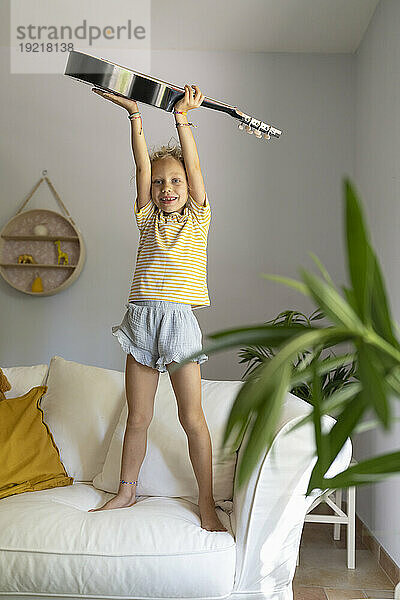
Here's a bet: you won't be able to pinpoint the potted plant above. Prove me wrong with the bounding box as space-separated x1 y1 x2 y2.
171 177 400 495
237 307 358 404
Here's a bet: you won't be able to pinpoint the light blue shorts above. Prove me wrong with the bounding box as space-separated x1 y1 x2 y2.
111 300 209 373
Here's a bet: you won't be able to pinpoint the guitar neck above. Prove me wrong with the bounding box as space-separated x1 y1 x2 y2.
200 97 237 118
198 95 282 139
201 98 282 138
165 83 237 118
168 79 281 139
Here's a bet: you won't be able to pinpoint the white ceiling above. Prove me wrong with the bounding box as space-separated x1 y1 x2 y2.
152 0 380 53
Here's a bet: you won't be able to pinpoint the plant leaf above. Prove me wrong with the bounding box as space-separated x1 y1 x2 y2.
308 252 336 288
310 359 327 477
344 178 400 350
260 273 309 296
320 451 400 489
306 392 367 494
299 268 366 334
369 248 400 350
323 392 368 471
290 353 357 387
356 340 390 429
341 285 359 314
344 178 373 325
353 416 400 434
386 365 400 396
236 361 291 490
168 324 310 374
219 372 263 452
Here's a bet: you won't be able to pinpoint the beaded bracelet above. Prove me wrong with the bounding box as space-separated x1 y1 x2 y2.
127 112 143 135
120 480 138 485
174 109 197 127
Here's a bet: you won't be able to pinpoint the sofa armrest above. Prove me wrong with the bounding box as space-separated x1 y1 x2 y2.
231 392 352 598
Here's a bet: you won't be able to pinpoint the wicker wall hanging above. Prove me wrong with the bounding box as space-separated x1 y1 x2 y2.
0 171 86 296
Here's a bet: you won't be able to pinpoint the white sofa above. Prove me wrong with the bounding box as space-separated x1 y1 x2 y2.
0 355 352 600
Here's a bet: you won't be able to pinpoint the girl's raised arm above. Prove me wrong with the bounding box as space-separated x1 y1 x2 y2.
92 89 151 209
174 84 206 207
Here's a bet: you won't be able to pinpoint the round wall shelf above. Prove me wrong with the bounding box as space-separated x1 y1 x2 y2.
0 209 86 296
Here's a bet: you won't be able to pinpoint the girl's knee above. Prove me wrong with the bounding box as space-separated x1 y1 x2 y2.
126 412 153 430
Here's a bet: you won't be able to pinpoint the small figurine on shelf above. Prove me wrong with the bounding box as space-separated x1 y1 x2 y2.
54 240 69 265
18 254 36 264
31 272 44 293
33 223 48 236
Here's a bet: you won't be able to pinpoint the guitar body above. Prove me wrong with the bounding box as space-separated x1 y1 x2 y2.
64 50 282 140
65 51 186 113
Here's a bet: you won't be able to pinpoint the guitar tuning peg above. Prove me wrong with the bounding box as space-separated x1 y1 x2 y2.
254 130 262 138
263 133 271 140
238 123 244 130
245 125 253 134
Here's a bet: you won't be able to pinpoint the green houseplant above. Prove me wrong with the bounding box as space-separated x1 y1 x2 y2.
237 308 358 403
171 178 400 496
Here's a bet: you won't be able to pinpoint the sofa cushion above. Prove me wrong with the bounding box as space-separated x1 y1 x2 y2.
0 483 235 598
0 385 73 500
1 363 48 398
40 356 126 482
93 372 244 503
0 368 11 399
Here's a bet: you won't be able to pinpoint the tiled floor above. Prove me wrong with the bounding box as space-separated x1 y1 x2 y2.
293 504 397 599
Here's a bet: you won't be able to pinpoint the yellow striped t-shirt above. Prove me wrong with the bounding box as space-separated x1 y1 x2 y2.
127 193 211 310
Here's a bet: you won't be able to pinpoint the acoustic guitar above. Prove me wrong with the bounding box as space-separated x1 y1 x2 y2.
64 50 282 141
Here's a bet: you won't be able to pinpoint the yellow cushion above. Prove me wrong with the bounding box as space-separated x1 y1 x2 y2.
0 385 73 499
0 367 11 400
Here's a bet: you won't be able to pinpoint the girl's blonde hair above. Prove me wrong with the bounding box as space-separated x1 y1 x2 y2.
149 138 186 171
130 138 188 185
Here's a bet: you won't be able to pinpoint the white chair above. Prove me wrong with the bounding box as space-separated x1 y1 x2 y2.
297 457 357 569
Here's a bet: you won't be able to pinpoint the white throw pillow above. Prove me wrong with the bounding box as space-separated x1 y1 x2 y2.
2 363 48 398
93 372 244 503
40 356 126 482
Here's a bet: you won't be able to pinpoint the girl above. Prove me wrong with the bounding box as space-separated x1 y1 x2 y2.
88 84 227 532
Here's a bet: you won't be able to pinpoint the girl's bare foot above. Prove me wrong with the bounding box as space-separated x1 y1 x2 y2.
198 499 228 532
88 493 137 512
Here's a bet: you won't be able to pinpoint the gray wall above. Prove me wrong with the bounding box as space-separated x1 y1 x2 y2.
353 0 400 568
0 43 355 380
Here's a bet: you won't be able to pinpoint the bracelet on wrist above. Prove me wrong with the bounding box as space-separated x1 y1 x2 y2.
127 112 143 135
175 122 197 128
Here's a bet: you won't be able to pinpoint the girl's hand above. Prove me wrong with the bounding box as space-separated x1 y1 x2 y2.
92 88 138 113
174 84 205 112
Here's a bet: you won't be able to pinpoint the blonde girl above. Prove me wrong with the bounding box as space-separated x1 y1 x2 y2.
88 84 227 532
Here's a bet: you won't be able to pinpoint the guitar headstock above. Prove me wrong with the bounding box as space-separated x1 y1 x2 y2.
234 108 282 141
